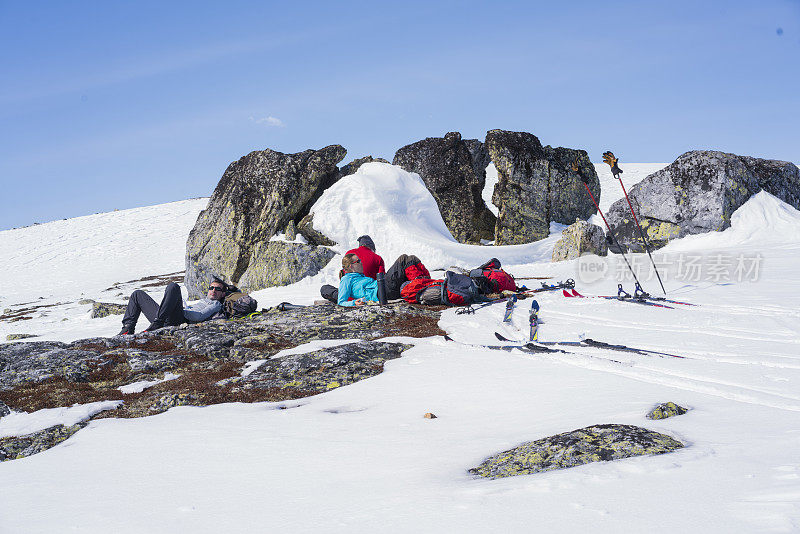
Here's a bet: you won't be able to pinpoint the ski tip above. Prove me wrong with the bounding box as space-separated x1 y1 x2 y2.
562 288 572 297
443 335 453 341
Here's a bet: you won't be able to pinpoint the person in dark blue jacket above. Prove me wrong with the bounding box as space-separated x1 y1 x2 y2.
118 278 226 335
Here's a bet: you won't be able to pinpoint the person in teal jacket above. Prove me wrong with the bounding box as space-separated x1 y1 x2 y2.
337 253 379 306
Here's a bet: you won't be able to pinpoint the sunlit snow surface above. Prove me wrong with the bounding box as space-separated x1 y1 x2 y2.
1 163 800 533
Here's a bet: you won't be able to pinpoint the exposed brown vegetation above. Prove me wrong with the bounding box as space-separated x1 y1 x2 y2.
240 334 296 353
379 312 447 339
0 377 124 412
0 302 63 323
106 271 185 291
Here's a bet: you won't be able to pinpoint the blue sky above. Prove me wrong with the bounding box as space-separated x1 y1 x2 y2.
1 0 798 230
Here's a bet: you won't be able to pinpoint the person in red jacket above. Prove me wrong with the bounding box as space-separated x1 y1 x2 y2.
346 235 385 279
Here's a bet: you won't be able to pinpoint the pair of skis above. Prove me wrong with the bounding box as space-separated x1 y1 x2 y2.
491 331 685 359
562 283 696 308
456 280 576 315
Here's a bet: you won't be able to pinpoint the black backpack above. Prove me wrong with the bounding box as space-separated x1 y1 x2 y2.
443 271 484 305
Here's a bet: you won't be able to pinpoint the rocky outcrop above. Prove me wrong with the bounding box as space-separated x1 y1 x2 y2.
646 402 688 420
485 130 600 244
464 139 491 189
0 302 443 460
90 301 127 319
0 424 84 462
552 219 608 262
393 132 496 243
340 156 390 177
235 241 336 290
469 424 684 479
185 145 347 298
5 334 37 341
606 151 800 251
296 213 337 247
219 341 411 393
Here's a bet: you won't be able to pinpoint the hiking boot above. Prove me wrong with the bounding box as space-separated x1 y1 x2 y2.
117 323 136 336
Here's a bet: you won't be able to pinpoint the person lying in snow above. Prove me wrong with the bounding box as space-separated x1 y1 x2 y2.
117 278 226 335
320 234 386 303
337 252 428 306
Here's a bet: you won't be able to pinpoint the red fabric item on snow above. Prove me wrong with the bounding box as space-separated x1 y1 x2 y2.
346 246 386 279
483 268 516 292
400 278 442 303
404 262 430 280
444 290 465 305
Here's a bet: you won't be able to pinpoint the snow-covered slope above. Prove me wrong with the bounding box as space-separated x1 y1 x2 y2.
2 165 800 533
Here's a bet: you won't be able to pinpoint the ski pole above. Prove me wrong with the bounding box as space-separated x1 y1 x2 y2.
579 178 644 290
614 174 667 295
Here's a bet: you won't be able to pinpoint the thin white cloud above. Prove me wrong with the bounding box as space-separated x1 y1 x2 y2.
249 116 285 127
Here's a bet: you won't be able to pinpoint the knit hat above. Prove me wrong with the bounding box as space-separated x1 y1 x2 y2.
357 235 376 251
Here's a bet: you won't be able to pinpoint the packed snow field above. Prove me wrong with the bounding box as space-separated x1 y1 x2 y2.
1 163 799 532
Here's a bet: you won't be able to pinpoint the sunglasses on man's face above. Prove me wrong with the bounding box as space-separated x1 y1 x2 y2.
209 286 225 292
352 259 361 264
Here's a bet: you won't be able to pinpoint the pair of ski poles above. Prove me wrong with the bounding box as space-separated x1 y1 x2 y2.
577 154 666 295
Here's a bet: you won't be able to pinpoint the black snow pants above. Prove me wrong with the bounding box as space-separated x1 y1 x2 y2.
121 282 185 331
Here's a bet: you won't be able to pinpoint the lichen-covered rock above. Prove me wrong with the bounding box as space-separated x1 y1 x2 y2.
149 393 197 413
393 132 495 243
606 151 800 251
235 241 336 290
90 301 127 319
0 302 443 460
296 212 337 247
340 156 390 177
646 402 688 420
0 340 118 391
185 145 347 298
552 219 608 262
222 341 410 393
0 401 9 417
5 333 38 341
0 424 83 462
469 424 684 479
485 130 600 244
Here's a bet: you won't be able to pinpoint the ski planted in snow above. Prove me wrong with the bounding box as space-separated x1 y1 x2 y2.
503 295 517 323
529 300 540 341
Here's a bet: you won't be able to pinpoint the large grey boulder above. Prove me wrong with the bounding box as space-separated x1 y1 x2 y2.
469 424 684 479
393 132 496 243
485 130 600 244
552 219 608 262
606 151 800 251
185 145 347 298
